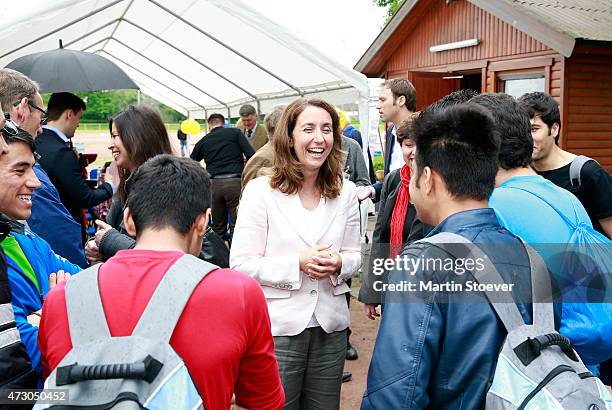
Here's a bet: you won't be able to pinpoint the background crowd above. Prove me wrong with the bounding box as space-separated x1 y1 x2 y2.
0 68 611 409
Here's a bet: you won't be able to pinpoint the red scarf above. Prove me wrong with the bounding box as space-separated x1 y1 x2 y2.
390 164 411 258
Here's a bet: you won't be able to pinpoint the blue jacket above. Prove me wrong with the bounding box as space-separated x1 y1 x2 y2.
362 209 537 410
4 228 81 377
29 163 88 268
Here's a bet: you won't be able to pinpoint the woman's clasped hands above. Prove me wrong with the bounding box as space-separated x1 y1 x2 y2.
299 244 342 280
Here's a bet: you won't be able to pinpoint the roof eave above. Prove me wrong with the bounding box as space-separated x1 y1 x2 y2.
354 0 419 75
468 0 576 57
354 0 578 75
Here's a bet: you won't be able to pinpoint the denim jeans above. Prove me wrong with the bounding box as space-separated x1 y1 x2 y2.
274 327 347 410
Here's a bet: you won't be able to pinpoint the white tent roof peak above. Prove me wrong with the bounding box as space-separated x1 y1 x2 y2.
0 0 369 118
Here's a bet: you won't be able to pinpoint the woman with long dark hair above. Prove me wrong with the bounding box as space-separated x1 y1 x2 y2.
84 105 173 261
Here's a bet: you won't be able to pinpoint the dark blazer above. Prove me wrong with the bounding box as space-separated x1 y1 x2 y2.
372 168 416 244
36 128 113 235
372 125 396 202
383 124 395 176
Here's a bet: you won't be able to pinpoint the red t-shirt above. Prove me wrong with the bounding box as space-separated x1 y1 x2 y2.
38 250 284 410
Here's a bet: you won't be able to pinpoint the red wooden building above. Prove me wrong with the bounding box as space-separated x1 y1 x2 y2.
355 0 612 171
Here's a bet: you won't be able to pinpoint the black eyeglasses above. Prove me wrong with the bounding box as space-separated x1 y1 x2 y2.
27 100 48 122
13 99 47 122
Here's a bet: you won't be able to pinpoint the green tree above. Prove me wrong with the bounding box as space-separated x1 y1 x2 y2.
373 0 405 23
43 90 187 124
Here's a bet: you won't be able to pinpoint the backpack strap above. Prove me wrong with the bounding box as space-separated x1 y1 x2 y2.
132 254 218 343
521 244 555 332
65 264 112 347
419 232 525 332
569 155 592 190
421 232 556 332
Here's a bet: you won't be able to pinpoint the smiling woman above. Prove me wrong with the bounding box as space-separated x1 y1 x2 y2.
231 97 362 409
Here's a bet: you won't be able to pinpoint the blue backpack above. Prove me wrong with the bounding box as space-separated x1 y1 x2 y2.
514 186 612 368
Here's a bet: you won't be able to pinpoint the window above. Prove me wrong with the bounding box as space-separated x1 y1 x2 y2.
496 73 545 97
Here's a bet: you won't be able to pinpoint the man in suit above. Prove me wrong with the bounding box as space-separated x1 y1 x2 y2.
36 93 113 244
237 104 268 151
356 79 417 203
241 105 285 191
191 113 254 240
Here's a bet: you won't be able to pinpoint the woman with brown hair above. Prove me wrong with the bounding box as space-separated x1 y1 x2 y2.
231 98 361 409
84 105 173 261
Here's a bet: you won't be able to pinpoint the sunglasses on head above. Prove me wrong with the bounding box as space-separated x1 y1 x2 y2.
2 113 19 137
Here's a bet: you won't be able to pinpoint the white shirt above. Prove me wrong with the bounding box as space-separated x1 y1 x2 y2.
389 126 404 172
244 123 258 140
304 198 325 328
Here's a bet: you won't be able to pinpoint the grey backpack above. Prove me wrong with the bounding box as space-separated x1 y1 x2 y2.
424 232 612 409
568 155 594 194
34 254 218 409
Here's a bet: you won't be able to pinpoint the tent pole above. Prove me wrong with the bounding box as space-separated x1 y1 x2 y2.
123 18 260 105
63 19 122 49
101 0 135 51
98 50 206 112
83 37 229 114
147 0 304 97
0 0 125 59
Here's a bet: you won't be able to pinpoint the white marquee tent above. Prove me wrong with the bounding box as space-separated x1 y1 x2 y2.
0 0 370 130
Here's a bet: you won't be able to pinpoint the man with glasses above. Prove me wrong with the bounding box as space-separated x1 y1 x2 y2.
0 68 87 267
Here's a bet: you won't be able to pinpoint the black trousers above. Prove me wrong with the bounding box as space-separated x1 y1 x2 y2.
210 178 241 238
345 278 352 343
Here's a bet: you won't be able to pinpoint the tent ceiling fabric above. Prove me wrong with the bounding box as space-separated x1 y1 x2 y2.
0 0 370 119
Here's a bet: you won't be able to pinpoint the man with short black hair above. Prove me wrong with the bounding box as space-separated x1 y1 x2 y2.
471 93 592 252
36 92 113 243
237 104 268 150
39 155 284 409
517 91 612 238
363 103 537 408
191 113 255 239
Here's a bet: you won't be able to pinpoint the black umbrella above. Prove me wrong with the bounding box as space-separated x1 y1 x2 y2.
5 40 139 93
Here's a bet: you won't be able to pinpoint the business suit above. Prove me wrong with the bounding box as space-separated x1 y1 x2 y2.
372 125 396 202
231 176 361 336
237 123 268 151
241 141 274 192
36 127 113 242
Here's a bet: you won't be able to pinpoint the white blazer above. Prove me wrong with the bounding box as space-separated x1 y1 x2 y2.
230 176 362 337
